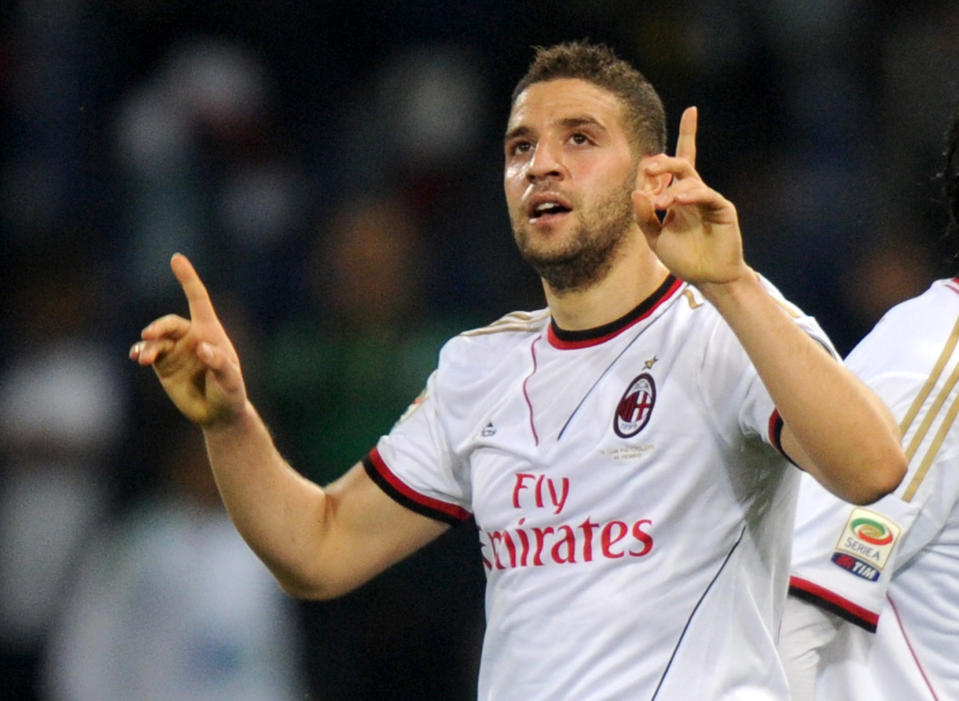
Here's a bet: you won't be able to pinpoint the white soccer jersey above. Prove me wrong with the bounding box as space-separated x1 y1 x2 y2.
789 278 959 700
365 274 834 700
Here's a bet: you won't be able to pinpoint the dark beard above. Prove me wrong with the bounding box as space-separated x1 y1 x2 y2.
524 225 624 292
514 179 636 293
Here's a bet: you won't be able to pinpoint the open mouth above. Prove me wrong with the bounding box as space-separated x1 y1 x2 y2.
530 201 572 219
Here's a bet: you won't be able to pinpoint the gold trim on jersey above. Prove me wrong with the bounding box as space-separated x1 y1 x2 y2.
904 390 959 501
460 310 549 337
900 315 959 502
682 289 703 309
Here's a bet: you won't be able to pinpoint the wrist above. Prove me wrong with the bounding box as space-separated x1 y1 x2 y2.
203 399 258 436
695 266 759 307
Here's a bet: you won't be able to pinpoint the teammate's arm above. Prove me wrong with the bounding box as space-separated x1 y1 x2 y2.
779 594 844 701
130 254 448 599
634 108 906 505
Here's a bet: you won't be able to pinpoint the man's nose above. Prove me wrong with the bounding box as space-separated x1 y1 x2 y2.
527 140 566 182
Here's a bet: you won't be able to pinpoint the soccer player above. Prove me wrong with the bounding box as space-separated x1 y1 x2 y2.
130 42 905 699
781 102 959 700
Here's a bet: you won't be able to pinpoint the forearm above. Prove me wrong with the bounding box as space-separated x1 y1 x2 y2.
699 272 905 504
201 400 333 595
200 400 449 599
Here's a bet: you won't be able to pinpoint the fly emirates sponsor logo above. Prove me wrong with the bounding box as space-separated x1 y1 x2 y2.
479 472 654 571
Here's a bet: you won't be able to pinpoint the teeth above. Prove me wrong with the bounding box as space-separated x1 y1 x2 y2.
535 202 560 213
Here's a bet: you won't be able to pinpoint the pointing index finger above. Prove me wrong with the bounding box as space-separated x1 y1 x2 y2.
674 106 698 168
170 253 217 324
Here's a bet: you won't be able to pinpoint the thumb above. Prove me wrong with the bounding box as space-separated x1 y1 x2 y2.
197 341 245 399
197 341 219 366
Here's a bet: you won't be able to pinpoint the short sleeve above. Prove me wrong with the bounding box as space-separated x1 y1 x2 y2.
697 278 837 453
366 369 473 526
789 473 921 631
790 297 959 631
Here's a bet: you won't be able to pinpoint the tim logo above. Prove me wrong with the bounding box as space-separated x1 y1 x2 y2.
614 373 656 438
831 552 880 582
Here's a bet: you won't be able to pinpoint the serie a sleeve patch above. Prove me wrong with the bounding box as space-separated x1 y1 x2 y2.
829 507 902 582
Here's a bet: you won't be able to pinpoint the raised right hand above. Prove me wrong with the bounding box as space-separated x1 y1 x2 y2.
129 253 247 427
632 107 749 291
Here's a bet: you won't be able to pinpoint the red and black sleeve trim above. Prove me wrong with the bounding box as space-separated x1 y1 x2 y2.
789 575 879 633
768 409 800 467
363 448 471 527
768 409 785 453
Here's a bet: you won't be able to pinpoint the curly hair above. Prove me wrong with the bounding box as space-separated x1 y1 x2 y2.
511 41 666 156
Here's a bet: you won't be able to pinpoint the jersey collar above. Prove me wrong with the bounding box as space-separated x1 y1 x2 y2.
547 275 683 349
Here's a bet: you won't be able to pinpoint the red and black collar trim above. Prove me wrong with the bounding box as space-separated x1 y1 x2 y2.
548 275 683 349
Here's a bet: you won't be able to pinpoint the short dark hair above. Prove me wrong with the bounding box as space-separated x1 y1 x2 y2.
511 41 667 156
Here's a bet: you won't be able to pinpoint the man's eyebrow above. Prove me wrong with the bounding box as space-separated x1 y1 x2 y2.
559 116 605 132
504 125 532 143
504 116 606 143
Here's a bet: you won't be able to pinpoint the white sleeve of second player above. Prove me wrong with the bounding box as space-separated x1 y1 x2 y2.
779 594 844 701
790 294 959 630
789 472 922 630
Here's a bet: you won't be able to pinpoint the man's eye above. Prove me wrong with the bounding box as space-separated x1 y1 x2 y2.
511 141 532 155
570 133 589 145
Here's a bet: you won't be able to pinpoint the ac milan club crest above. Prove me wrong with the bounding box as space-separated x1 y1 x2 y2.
614 373 656 438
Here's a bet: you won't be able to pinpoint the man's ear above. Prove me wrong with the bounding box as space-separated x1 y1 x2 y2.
632 156 670 236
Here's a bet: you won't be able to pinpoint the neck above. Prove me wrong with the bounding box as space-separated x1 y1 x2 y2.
544 231 672 331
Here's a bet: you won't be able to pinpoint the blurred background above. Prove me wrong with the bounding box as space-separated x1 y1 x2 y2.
1 1 958 699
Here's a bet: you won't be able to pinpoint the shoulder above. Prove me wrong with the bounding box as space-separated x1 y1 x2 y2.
458 308 551 339
844 281 959 445
849 279 959 373
414 308 549 422
753 272 825 327
754 272 838 357
879 279 959 330
439 308 550 364
877 278 959 327
690 273 836 360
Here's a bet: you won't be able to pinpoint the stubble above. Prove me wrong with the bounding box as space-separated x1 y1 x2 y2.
512 170 638 293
